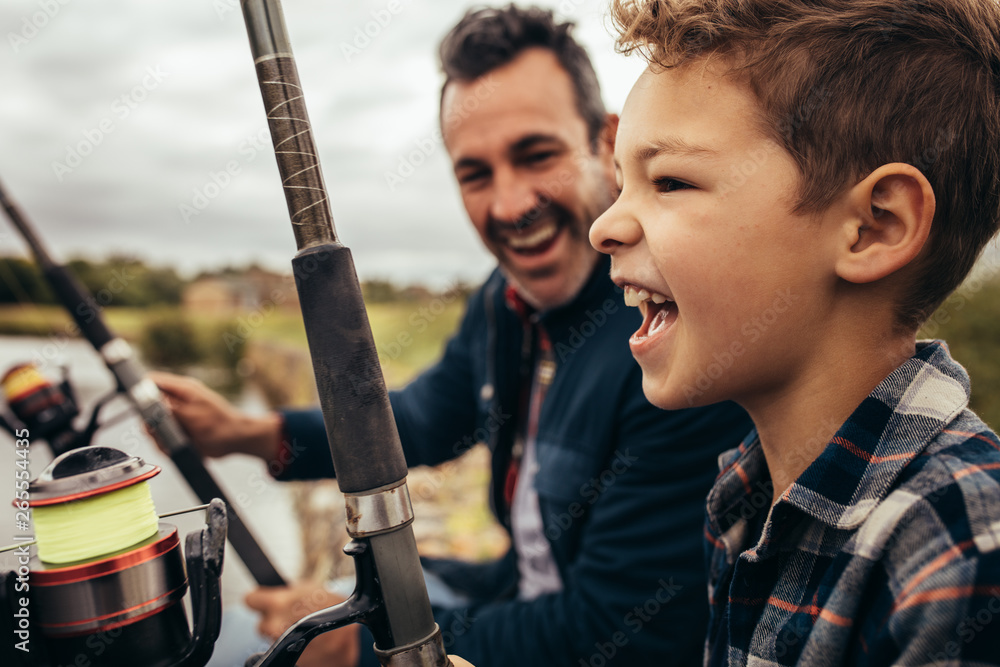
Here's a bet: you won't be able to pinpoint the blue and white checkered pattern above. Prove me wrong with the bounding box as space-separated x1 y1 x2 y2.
705 340 1000 666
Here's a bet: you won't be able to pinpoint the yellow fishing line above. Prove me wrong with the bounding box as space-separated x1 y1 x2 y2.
33 482 159 564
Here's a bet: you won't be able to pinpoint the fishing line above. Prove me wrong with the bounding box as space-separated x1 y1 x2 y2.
0 503 210 554
32 480 159 564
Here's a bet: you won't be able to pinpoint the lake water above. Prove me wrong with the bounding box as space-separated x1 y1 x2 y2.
0 334 302 605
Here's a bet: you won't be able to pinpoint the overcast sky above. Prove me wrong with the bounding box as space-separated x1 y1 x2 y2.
0 0 646 287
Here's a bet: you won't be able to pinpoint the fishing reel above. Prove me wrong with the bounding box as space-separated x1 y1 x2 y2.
0 446 226 667
0 362 112 458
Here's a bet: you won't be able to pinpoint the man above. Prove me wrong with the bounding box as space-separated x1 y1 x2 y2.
156 6 751 666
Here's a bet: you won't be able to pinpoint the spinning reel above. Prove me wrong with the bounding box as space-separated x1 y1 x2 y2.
1 446 226 667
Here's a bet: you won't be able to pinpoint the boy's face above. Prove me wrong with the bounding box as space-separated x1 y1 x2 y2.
590 64 840 411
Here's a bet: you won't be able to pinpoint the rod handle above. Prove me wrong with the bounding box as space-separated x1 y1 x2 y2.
291 244 408 493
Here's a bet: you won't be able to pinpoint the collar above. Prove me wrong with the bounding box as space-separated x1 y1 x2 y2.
502 255 617 332
504 283 535 324
707 340 971 541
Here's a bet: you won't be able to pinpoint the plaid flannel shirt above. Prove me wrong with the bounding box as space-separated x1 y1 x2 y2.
705 340 1000 666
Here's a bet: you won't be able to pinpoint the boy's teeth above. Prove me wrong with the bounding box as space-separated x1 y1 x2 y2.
623 284 672 308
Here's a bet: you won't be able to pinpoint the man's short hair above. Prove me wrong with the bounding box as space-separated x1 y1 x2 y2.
439 4 607 151
612 0 1000 331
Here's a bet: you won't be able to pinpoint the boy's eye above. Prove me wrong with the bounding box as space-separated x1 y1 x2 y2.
652 177 693 193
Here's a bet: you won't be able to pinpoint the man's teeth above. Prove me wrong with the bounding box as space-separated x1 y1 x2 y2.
623 284 672 308
505 220 558 249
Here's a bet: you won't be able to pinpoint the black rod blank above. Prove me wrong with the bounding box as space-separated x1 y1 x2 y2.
239 0 446 661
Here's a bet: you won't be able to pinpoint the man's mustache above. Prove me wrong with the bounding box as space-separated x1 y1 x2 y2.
486 200 574 237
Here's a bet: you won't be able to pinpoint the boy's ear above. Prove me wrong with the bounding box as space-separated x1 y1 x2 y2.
834 163 935 284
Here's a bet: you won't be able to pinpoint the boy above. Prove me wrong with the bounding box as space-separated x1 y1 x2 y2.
589 0 1000 664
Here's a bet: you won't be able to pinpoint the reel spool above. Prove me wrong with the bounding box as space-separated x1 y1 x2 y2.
1 446 227 667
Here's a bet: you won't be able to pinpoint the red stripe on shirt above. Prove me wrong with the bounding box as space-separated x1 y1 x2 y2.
764 596 854 627
954 461 1000 479
732 595 854 628
832 437 915 464
734 462 753 496
896 585 1000 611
705 526 725 551
894 540 975 606
944 429 1000 452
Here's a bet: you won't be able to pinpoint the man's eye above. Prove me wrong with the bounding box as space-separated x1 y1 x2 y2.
523 151 557 165
459 170 490 185
652 177 693 193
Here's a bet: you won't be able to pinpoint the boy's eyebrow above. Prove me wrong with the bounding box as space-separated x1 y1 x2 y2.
633 138 719 162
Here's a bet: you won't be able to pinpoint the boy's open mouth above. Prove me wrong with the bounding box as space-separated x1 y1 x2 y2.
623 285 678 342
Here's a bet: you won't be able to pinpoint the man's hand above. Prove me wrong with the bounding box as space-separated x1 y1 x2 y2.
246 582 360 667
149 371 282 461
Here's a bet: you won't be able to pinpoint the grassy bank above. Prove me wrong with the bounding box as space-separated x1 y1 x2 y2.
3 277 997 428
0 299 465 390
0 304 152 338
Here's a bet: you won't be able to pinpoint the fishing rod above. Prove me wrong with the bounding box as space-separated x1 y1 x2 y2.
0 178 286 588
238 1 449 665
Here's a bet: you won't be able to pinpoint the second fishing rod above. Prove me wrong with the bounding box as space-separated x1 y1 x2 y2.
0 179 286 590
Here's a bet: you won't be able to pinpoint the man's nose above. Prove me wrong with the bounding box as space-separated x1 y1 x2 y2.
489 167 540 225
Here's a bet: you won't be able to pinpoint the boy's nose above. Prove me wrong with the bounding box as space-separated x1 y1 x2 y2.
590 199 641 253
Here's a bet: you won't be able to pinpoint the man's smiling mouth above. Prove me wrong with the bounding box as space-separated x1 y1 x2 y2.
501 217 563 256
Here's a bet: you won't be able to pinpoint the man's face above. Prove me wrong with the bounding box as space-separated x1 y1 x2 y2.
590 63 842 412
442 48 616 310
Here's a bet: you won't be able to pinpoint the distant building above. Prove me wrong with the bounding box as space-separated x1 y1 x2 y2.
182 267 299 315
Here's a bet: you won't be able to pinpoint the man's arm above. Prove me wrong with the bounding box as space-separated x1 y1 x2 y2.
151 288 482 480
437 375 750 666
149 371 282 460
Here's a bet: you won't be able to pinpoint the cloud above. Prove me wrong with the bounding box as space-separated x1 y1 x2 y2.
0 0 643 286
